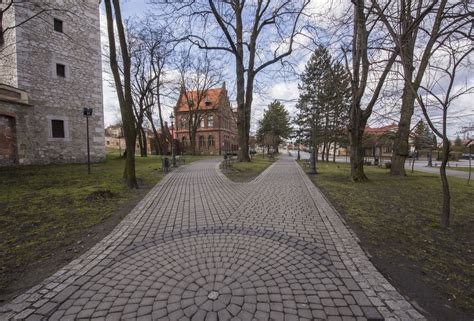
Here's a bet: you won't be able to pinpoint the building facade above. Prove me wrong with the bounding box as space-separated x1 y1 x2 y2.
0 0 104 166
174 85 238 155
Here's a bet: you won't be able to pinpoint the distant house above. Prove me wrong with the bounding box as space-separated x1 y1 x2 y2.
363 124 398 161
105 125 125 152
174 84 238 155
105 125 160 155
337 124 398 162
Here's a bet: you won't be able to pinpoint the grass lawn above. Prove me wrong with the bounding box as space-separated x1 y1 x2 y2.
300 161 473 316
445 166 473 173
222 154 276 182
0 151 205 302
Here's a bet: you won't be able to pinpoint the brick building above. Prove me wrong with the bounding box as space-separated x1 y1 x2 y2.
174 84 238 155
0 1 104 166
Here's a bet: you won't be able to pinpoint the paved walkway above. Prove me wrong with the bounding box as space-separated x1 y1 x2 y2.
0 157 424 321
290 150 471 179
405 162 471 179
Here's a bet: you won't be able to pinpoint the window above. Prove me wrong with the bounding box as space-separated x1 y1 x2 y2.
180 117 186 129
207 115 214 128
56 64 66 77
51 119 65 138
208 135 215 147
200 118 205 128
54 18 63 33
182 136 187 146
199 136 205 149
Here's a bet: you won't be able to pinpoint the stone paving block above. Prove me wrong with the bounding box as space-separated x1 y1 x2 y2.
0 158 424 320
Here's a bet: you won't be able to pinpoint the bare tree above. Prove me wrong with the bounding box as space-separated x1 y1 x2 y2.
176 51 222 155
104 0 138 188
146 26 175 156
153 0 311 162
410 39 473 228
371 0 472 176
344 0 399 181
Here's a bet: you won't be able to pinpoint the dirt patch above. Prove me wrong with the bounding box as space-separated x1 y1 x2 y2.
0 186 150 306
85 189 115 201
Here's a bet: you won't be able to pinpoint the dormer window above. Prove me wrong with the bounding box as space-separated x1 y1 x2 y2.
187 99 194 107
205 97 212 106
54 18 63 33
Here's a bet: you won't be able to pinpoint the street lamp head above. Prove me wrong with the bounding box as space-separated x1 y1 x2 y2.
83 107 93 116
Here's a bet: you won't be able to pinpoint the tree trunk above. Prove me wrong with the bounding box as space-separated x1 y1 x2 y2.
141 127 148 157
333 139 337 162
137 130 144 156
326 142 331 162
105 0 138 189
147 113 163 155
349 108 368 181
190 131 197 155
440 139 451 228
321 143 326 162
390 75 416 176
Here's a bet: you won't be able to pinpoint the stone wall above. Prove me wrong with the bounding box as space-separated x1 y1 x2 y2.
0 2 18 87
0 96 35 165
0 0 105 165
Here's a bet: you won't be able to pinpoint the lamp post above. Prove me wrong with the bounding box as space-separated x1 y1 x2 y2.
310 113 317 174
83 107 93 174
170 113 177 168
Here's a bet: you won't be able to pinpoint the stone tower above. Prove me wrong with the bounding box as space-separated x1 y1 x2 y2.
0 0 105 165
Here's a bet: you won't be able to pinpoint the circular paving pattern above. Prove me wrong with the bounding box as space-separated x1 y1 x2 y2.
61 229 354 320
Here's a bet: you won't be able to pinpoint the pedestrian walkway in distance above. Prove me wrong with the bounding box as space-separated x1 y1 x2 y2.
0 157 424 320
290 149 472 179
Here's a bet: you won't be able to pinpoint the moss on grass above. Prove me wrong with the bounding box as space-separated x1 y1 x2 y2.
300 161 474 313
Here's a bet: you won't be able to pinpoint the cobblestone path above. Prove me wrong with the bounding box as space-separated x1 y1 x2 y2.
1 157 424 321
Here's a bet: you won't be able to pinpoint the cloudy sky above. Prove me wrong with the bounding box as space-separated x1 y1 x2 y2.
101 1 474 138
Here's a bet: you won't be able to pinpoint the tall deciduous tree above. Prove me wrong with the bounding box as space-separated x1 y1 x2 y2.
410 39 473 228
154 0 311 162
104 0 138 188
344 0 398 181
370 0 471 176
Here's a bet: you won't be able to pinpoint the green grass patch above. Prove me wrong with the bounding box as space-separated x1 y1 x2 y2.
222 154 276 182
0 152 206 294
300 161 474 313
445 166 473 173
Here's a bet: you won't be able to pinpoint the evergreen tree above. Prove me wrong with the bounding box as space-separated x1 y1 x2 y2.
295 45 351 162
413 120 435 150
257 101 292 153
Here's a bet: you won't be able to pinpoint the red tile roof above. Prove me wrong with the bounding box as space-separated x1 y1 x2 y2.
176 87 224 112
364 124 397 134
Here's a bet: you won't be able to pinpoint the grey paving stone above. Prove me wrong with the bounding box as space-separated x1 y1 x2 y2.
1 157 424 321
